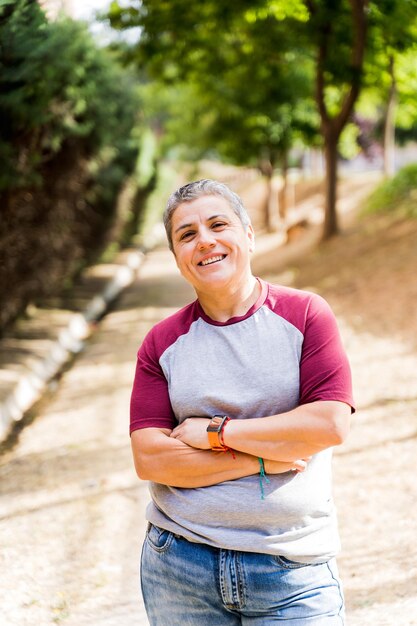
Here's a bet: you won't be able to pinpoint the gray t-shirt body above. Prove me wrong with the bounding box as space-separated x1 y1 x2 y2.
130 280 354 563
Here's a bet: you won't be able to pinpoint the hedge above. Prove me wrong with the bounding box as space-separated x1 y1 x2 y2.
0 0 154 334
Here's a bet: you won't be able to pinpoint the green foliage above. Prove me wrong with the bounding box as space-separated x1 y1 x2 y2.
339 123 361 160
0 0 141 193
305 0 364 111
106 0 417 162
135 160 180 246
359 0 417 140
0 0 151 334
364 164 417 217
135 127 158 187
107 0 320 169
395 48 417 134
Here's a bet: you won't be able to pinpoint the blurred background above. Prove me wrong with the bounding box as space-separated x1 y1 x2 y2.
1 0 417 334
1 1 416 625
0 0 417 330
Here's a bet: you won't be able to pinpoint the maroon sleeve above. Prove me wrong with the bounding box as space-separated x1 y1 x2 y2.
129 330 176 434
299 294 355 411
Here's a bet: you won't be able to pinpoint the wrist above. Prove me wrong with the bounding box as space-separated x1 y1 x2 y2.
207 415 231 451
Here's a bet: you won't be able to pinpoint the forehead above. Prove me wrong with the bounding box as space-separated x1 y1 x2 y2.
172 194 237 226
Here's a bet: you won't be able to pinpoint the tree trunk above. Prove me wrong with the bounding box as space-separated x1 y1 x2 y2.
258 156 274 232
278 151 289 221
308 0 368 240
323 130 339 239
264 170 274 232
383 54 397 178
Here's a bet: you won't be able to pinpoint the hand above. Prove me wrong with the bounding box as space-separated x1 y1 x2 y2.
264 457 310 474
170 417 211 449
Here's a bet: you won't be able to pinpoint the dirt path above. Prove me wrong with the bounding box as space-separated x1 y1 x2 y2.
1 173 416 625
0 246 195 626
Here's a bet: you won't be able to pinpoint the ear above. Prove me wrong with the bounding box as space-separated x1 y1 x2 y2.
247 224 255 253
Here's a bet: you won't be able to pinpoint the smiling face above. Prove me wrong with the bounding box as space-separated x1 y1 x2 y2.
171 194 255 297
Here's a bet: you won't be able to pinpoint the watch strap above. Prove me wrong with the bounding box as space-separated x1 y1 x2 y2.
207 415 230 450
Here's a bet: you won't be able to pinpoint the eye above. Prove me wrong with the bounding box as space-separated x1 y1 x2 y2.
211 221 227 229
179 230 195 241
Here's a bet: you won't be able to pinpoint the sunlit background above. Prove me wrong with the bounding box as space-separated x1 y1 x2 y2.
1 2 417 625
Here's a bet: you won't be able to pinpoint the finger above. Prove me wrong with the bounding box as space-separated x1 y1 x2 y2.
293 459 308 472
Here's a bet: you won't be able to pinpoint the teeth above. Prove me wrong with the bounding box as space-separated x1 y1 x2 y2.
201 255 224 266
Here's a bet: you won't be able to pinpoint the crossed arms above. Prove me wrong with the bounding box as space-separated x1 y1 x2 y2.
131 400 350 488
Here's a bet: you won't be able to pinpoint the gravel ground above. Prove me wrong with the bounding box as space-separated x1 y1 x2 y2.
0 174 416 625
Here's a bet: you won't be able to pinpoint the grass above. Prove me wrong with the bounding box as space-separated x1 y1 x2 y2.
363 163 417 218
134 160 183 246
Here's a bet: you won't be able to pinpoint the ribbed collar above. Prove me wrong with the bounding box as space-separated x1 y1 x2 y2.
196 278 268 326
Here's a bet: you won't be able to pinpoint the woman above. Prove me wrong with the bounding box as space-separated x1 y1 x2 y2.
130 179 354 625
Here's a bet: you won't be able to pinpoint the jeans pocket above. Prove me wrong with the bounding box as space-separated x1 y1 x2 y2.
273 555 310 570
146 523 175 553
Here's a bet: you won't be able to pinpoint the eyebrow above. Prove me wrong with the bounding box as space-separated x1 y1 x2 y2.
174 214 228 234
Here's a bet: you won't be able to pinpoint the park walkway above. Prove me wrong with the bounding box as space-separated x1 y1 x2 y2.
0 243 197 626
1 173 416 625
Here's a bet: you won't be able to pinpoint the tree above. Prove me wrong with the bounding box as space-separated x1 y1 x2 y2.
0 0 147 332
362 0 417 177
302 0 369 238
107 0 370 238
107 1 319 231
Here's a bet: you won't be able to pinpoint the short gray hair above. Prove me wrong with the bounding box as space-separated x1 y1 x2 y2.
163 179 251 251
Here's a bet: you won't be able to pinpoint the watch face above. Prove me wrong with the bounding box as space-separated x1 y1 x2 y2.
207 416 228 432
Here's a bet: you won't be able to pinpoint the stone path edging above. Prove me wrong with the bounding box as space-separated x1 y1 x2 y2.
0 247 148 443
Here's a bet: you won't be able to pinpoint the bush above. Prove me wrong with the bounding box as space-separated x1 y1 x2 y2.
364 164 417 218
0 0 153 334
0 0 141 193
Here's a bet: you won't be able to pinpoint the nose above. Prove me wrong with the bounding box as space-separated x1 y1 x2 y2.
196 227 216 250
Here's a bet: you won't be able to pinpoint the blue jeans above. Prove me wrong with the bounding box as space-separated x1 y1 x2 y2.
141 524 345 625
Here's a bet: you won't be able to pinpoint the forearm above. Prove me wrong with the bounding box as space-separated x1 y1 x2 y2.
223 401 351 462
131 428 260 488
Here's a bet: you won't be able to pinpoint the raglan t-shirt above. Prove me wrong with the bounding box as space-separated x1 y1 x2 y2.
130 279 354 564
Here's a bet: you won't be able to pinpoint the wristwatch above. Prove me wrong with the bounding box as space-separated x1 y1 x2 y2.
207 415 230 450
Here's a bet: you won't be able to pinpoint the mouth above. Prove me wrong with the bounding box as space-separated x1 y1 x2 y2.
198 254 226 267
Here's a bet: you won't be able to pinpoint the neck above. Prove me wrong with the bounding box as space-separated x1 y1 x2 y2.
196 275 260 322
